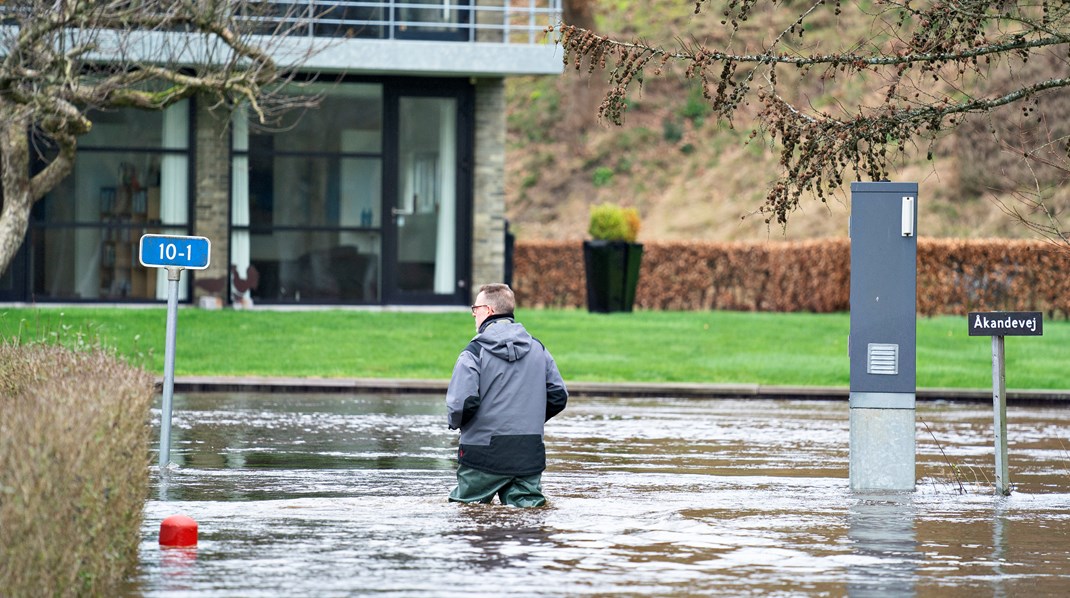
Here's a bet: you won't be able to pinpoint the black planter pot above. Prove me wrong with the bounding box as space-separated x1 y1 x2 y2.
583 240 643 313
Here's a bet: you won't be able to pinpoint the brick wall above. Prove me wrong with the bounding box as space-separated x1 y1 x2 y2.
470 78 507 301
193 102 230 303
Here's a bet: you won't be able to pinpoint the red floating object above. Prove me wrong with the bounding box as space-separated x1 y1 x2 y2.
159 514 198 546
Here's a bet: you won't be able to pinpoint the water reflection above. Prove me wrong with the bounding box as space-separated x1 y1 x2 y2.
449 504 556 573
847 494 918 597
157 547 198 593
991 500 1008 598
132 394 1070 596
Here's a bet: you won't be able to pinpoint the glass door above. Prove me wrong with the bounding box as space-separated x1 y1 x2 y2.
385 90 469 304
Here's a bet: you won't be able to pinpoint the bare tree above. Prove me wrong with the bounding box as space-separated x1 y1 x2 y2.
559 0 601 133
0 0 319 274
554 0 1070 235
990 134 1070 246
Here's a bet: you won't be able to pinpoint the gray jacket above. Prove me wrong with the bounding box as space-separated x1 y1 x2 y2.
445 315 568 476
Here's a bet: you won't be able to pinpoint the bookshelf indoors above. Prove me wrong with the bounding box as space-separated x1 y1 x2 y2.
99 161 162 299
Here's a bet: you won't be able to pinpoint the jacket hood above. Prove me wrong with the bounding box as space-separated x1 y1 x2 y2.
474 316 532 362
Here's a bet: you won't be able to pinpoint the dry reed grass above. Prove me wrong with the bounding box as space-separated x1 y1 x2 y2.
0 342 155 596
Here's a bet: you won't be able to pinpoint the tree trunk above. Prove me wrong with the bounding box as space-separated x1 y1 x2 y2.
0 114 34 277
0 110 77 277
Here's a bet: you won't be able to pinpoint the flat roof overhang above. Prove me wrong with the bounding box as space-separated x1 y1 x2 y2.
0 27 565 78
298 38 565 77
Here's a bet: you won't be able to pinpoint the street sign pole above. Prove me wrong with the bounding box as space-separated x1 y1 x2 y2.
140 234 211 470
159 267 182 469
992 335 1009 496
969 311 1043 496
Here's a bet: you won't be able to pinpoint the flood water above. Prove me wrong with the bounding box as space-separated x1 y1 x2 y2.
131 394 1070 596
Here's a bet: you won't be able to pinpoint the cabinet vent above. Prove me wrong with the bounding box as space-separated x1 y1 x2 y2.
867 343 899 375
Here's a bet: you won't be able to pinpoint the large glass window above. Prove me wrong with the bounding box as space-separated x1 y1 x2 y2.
232 84 384 304
30 102 191 301
395 96 457 295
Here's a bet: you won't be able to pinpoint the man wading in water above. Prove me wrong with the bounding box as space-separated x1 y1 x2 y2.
445 283 568 507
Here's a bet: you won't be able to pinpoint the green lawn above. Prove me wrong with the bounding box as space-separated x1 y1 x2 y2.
1 307 1065 389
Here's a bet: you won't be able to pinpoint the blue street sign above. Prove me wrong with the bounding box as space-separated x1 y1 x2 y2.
139 234 211 270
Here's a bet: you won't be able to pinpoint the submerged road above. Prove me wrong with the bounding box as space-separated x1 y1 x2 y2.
135 393 1070 596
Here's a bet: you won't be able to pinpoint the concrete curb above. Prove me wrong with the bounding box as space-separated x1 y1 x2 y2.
166 376 1070 404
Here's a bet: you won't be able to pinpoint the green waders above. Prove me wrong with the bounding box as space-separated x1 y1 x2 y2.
449 465 546 507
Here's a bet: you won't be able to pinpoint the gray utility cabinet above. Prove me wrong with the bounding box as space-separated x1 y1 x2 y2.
849 181 918 492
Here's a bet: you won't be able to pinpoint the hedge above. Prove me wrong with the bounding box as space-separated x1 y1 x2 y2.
513 239 1070 317
0 344 155 597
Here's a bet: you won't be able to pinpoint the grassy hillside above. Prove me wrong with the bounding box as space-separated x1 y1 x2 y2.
504 1 1070 243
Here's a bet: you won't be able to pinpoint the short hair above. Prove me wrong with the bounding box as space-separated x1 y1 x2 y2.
479 283 515 314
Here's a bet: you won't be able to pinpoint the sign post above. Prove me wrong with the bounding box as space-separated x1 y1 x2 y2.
140 234 211 469
968 311 1043 496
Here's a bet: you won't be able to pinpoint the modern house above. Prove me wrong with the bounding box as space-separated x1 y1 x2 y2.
0 1 562 307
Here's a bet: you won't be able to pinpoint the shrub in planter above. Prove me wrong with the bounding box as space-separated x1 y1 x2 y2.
584 203 643 313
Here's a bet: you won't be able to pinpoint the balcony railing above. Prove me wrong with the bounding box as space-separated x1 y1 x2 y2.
249 0 561 45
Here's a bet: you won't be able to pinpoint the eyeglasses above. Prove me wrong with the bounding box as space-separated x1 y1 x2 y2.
470 304 490 315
